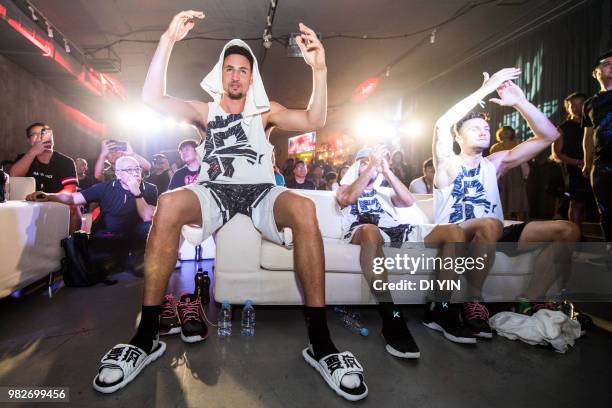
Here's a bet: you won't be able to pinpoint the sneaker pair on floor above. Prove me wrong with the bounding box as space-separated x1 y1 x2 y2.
423 301 492 344
160 294 208 343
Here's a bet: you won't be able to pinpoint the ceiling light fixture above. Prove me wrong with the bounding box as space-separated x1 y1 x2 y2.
28 6 38 21
45 21 53 38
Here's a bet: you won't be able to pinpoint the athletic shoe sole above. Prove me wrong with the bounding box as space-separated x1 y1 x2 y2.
385 344 421 359
474 331 493 339
180 329 208 343
423 321 477 344
159 326 181 336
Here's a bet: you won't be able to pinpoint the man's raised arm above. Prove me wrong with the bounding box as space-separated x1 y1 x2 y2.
267 23 327 132
487 81 560 171
142 10 207 127
432 68 521 186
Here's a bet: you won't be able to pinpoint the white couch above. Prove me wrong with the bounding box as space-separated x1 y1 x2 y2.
0 177 69 297
183 190 549 305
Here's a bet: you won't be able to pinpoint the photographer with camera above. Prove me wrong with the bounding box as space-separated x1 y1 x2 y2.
146 153 172 194
336 146 470 357
94 139 151 182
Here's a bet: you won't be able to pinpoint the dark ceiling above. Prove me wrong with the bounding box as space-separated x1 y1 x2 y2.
28 0 563 113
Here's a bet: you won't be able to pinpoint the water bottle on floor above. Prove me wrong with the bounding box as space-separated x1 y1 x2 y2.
241 300 256 336
334 306 368 336
217 300 232 337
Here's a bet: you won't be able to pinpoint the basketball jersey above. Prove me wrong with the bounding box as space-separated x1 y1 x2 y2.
434 157 504 224
196 102 275 184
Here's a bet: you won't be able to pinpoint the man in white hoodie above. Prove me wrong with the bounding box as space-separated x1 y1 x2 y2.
93 10 367 401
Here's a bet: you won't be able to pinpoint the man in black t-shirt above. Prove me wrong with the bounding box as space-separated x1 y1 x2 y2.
10 123 78 193
286 160 316 189
583 50 612 241
27 156 158 274
552 92 592 227
168 139 200 189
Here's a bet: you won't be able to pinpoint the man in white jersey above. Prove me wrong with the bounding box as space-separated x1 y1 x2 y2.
93 11 367 401
337 146 468 353
432 68 580 333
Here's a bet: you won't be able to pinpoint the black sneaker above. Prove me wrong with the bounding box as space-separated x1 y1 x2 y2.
159 294 181 336
462 301 493 339
177 293 208 343
423 302 476 344
382 311 420 359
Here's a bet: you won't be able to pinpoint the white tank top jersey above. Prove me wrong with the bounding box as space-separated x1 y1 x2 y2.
196 102 276 185
434 157 504 224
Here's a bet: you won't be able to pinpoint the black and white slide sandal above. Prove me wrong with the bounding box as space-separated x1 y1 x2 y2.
302 347 368 401
93 341 166 394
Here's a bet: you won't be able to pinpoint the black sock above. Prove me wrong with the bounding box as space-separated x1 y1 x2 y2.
129 305 161 354
379 302 406 335
303 307 338 360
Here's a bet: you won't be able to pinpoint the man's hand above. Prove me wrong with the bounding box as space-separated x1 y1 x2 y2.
100 140 113 158
164 10 205 42
26 191 48 202
368 145 389 174
489 80 527 107
28 136 46 157
296 23 326 71
125 176 142 196
480 68 521 95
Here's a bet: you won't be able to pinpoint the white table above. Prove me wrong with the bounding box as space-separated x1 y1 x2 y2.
0 201 69 298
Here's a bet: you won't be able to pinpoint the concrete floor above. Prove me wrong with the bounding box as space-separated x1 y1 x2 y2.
0 261 610 408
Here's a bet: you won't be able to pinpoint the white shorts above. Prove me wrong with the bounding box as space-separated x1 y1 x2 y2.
183 182 288 245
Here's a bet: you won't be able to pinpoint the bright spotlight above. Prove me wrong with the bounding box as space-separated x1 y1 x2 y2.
117 110 132 127
401 121 424 137
179 121 190 128
165 117 176 128
355 117 397 141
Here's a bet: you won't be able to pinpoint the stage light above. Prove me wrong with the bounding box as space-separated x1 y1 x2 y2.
117 110 131 127
355 117 397 141
165 117 176 129
401 120 425 137
64 39 70 53
179 121 190 128
28 6 38 21
45 21 53 38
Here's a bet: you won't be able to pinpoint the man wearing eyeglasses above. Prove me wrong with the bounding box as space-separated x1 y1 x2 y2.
26 156 158 274
11 123 78 194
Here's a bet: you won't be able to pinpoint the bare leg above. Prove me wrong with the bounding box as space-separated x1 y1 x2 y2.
273 191 325 306
424 224 467 302
350 224 392 303
455 218 503 299
143 189 203 305
519 220 580 300
273 190 362 386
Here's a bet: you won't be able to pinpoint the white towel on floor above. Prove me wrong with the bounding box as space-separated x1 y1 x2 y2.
200 39 269 123
489 310 582 353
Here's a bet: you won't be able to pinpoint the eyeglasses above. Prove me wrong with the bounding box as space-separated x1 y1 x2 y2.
29 128 53 137
117 167 141 174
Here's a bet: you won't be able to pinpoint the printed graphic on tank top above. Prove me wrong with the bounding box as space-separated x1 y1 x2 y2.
196 102 275 185
341 188 417 247
434 157 504 224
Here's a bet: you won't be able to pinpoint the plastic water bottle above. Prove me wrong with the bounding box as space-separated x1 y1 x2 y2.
334 306 368 336
241 300 256 336
217 300 232 337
